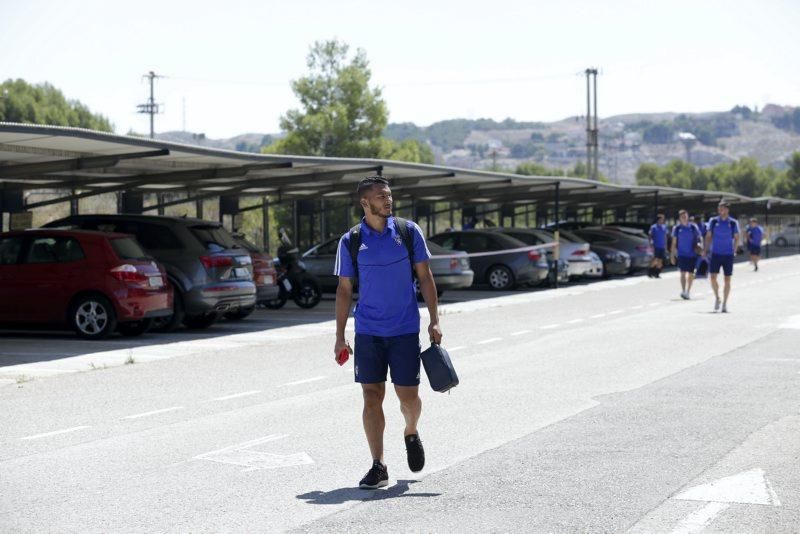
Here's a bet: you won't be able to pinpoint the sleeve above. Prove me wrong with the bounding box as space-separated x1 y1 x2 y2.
671 226 678 237
333 234 356 277
733 220 741 235
410 222 432 264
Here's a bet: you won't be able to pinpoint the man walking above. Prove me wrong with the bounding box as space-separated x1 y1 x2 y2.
706 201 740 313
334 176 443 489
746 218 765 271
648 213 668 278
670 210 702 299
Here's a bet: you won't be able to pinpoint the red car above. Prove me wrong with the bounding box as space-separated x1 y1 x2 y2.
0 229 172 339
229 233 279 319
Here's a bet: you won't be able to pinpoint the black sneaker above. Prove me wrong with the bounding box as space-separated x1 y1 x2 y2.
405 433 425 472
359 461 388 489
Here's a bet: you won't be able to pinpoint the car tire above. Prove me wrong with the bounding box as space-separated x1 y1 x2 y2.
294 278 322 309
69 294 117 340
775 237 787 247
486 265 515 290
182 312 219 329
118 318 153 337
224 306 255 321
151 287 185 333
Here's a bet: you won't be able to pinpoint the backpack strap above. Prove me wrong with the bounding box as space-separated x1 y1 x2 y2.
347 224 362 282
394 216 417 280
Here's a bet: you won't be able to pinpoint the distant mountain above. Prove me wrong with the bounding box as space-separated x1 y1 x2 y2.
152 105 800 185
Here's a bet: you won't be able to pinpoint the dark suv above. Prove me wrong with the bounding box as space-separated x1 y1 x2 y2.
44 215 256 330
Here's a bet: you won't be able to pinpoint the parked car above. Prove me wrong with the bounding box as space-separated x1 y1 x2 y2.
230 232 279 317
43 215 256 331
773 223 799 247
527 228 604 279
559 229 631 277
484 228 572 282
428 230 549 290
302 237 474 298
0 229 171 339
572 227 653 273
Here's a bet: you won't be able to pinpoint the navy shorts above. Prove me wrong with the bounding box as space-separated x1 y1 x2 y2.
677 256 696 273
654 247 666 260
354 333 421 386
710 254 734 276
748 245 761 256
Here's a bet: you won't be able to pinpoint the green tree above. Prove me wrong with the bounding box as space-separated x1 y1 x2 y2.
378 139 434 164
768 152 800 199
0 78 112 131
264 39 388 158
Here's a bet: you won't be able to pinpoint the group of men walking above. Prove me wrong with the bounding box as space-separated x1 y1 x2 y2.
648 201 766 313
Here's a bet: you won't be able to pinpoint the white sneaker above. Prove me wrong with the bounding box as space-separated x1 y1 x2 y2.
714 298 721 312
680 291 689 300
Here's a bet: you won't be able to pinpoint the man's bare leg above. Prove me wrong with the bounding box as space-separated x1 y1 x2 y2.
361 383 386 462
395 385 422 437
723 275 732 306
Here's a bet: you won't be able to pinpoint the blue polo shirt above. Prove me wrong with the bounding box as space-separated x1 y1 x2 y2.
696 220 708 237
708 216 740 255
334 217 431 337
746 225 764 246
672 223 701 257
650 223 668 249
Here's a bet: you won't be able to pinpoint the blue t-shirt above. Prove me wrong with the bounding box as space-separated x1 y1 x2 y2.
650 223 668 249
672 223 701 258
334 217 431 337
696 221 708 237
746 225 764 246
708 216 740 255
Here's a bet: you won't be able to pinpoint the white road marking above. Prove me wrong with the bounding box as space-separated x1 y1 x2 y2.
648 302 661 307
122 407 184 420
510 330 531 336
669 502 730 534
590 313 607 319
194 433 314 471
541 324 560 329
567 318 584 324
675 468 781 506
209 390 262 402
21 426 91 441
279 376 327 387
477 337 503 345
630 305 644 310
779 315 800 329
448 346 466 352
608 309 625 315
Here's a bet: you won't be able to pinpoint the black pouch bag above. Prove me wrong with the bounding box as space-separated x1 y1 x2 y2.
420 343 459 393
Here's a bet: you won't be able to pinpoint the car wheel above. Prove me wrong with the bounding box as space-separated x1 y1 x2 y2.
224 306 255 321
151 286 185 333
117 318 153 337
182 312 219 329
775 237 787 247
294 279 322 309
486 265 515 290
70 294 117 340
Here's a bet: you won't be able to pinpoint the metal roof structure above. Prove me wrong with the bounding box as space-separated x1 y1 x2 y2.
1 123 798 217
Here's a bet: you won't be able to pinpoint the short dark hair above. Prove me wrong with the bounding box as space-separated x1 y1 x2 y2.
356 176 389 198
718 200 730 208
678 209 688 217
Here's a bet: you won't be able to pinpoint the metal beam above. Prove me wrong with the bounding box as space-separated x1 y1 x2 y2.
0 149 170 179
279 172 457 197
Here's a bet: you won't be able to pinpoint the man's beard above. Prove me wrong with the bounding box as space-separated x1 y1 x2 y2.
369 204 392 218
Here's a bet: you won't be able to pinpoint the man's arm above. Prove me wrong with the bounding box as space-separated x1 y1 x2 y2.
334 277 354 358
414 261 442 344
670 228 677 260
705 230 712 256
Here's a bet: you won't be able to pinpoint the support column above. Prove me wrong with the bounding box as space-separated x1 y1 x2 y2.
157 193 165 216
70 188 79 216
653 190 660 222
764 201 770 259
553 182 561 289
320 199 326 241
292 200 299 247
196 199 204 219
262 196 270 252
449 202 455 230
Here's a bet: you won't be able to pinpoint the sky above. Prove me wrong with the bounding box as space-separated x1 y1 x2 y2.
2 0 799 139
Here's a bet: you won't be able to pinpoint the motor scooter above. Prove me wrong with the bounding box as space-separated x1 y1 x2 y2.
264 228 322 309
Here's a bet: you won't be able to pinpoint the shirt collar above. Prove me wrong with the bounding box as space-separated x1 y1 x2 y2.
361 216 395 237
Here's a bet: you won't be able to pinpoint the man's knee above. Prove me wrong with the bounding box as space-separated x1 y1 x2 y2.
394 385 420 407
362 384 385 409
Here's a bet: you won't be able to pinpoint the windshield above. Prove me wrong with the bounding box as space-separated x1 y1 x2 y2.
190 225 236 252
110 237 148 260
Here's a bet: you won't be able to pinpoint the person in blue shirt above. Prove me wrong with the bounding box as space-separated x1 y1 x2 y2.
692 215 708 238
670 209 702 299
334 176 442 489
746 218 765 271
706 200 740 313
648 213 668 277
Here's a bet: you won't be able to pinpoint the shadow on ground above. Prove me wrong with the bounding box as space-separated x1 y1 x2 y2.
297 479 441 505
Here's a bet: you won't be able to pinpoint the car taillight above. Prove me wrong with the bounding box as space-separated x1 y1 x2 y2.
200 255 234 270
528 250 542 262
571 250 587 256
450 258 459 270
110 264 148 285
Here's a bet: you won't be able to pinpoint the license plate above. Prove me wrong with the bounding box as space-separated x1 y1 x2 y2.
282 279 292 291
232 267 250 279
148 276 164 288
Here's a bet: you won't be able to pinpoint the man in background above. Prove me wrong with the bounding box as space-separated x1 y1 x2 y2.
706 201 740 313
745 218 765 271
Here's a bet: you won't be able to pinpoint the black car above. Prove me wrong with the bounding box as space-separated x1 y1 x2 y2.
43 215 256 331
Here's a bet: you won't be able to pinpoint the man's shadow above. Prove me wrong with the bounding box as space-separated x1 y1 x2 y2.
297 479 441 505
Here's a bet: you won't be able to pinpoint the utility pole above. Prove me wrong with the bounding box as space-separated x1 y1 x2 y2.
584 68 599 180
137 71 162 138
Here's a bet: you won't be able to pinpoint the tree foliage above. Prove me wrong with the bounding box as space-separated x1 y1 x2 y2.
635 153 800 199
0 78 112 131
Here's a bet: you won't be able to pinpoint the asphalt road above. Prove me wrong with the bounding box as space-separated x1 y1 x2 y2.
1 255 798 533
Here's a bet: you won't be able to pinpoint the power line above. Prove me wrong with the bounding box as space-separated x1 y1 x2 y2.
136 71 163 138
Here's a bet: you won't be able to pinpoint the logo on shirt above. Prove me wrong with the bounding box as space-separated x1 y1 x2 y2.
358 243 368 251
394 235 403 246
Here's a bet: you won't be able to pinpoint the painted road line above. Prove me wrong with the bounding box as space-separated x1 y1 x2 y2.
448 346 466 352
648 302 661 307
510 330 532 336
477 338 503 345
122 407 184 420
541 324 560 330
279 376 327 387
630 305 644 310
567 318 584 324
669 502 730 534
209 390 262 402
21 425 91 441
590 313 607 319
608 309 625 315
